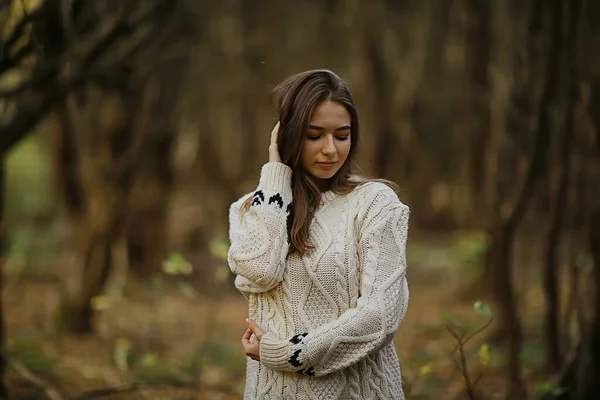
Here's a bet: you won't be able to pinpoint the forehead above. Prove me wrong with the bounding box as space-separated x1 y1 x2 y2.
310 101 351 124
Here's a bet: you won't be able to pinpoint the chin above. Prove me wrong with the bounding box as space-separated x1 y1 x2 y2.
309 169 339 180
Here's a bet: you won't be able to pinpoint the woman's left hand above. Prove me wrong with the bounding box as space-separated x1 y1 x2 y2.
241 318 266 361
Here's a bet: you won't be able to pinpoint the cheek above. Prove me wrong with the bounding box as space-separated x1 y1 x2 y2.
338 140 351 161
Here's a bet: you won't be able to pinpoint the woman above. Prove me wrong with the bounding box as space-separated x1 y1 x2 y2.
227 69 410 399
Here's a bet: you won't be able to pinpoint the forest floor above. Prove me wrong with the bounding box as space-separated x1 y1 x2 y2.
2 231 557 399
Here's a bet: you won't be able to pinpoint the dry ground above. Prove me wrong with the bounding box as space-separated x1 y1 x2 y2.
3 232 554 399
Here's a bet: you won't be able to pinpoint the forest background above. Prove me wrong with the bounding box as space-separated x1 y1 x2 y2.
0 0 599 399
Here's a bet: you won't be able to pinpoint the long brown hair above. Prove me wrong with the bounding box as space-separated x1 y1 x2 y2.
244 69 397 256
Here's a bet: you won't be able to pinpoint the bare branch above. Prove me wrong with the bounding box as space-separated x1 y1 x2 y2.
458 345 475 400
19 0 43 55
0 87 63 153
0 62 58 98
0 7 39 74
445 324 464 342
464 317 494 344
94 4 166 69
449 349 462 372
473 373 483 389
0 1 172 151
445 318 493 400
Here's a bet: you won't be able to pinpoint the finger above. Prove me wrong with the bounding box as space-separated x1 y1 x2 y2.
246 319 265 340
241 328 253 346
270 121 280 145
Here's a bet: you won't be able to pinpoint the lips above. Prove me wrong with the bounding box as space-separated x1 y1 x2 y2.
316 161 337 169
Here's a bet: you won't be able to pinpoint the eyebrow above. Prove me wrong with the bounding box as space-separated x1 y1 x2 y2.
308 124 351 131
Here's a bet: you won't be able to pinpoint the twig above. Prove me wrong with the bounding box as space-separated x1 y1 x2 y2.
445 316 494 400
0 6 38 73
464 317 494 344
19 0 44 56
9 359 64 400
449 350 462 372
473 373 483 389
445 325 463 342
458 342 474 399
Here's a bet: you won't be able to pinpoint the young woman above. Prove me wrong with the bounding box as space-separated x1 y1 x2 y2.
227 69 410 399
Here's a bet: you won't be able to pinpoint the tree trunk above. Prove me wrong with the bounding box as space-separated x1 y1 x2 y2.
61 234 113 333
486 222 526 399
483 0 564 396
55 87 129 334
365 0 395 179
457 0 491 227
542 117 572 372
577 204 600 399
542 0 579 371
0 157 9 398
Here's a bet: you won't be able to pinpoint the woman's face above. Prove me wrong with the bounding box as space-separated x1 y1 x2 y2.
301 100 352 183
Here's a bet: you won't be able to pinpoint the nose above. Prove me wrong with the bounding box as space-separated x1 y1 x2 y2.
322 135 336 155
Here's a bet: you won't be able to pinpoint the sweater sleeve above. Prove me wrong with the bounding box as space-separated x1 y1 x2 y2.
227 162 293 294
259 186 410 376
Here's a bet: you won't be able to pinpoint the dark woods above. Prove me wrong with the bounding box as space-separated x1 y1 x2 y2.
0 0 599 399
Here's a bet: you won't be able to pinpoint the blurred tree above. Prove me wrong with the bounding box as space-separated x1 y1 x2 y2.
0 0 193 336
482 0 563 397
453 0 491 227
0 0 61 394
1 0 599 397
541 0 582 373
46 0 192 332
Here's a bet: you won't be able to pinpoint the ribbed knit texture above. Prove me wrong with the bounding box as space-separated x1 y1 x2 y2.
228 162 410 400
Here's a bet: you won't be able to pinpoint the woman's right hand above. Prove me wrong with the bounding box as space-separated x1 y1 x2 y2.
269 121 281 163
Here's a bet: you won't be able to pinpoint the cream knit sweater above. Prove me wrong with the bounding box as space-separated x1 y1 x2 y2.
228 162 410 400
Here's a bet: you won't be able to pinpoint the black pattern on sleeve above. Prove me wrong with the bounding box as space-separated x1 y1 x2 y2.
268 193 284 208
288 333 308 369
251 190 265 206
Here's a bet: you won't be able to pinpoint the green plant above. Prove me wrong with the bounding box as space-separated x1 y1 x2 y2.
444 301 494 400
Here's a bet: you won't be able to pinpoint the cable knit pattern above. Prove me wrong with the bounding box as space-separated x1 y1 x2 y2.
228 162 410 400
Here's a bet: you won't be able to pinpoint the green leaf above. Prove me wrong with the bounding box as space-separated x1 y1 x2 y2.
473 301 492 316
443 312 461 327
168 252 186 266
139 353 159 368
162 252 192 275
479 343 490 365
418 363 432 377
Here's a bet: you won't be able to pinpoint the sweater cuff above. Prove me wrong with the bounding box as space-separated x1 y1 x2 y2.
258 163 293 199
260 331 292 371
